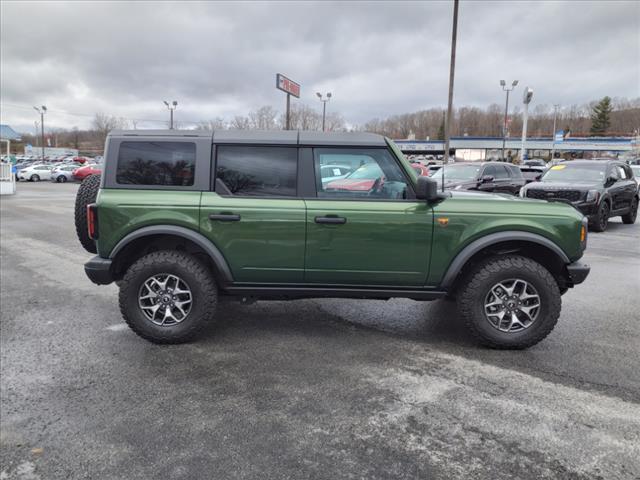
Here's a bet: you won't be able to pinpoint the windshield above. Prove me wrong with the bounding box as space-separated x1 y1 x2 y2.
433 164 481 184
631 165 640 177
541 164 606 183
346 162 383 180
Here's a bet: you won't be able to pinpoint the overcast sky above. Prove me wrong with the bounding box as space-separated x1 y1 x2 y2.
1 0 638 133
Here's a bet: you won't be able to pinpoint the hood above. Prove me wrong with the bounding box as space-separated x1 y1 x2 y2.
325 178 376 191
525 181 600 190
442 179 479 190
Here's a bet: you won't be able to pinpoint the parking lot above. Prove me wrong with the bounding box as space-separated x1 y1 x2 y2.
1 181 639 479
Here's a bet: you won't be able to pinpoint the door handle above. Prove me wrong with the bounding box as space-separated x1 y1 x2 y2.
209 213 241 222
315 216 347 225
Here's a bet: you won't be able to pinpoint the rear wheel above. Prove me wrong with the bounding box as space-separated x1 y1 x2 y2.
74 174 101 253
457 255 561 349
622 197 638 224
119 250 217 344
591 201 610 232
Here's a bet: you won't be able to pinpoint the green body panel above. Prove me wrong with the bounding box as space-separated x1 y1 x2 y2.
427 192 585 285
305 200 433 286
96 189 202 258
200 193 306 283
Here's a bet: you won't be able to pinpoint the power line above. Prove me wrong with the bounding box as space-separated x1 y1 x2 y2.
0 102 203 125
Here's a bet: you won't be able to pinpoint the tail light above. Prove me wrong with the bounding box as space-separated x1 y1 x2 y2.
87 204 99 240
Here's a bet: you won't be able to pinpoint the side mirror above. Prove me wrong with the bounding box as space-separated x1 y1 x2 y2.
415 176 439 202
481 175 494 183
605 177 617 187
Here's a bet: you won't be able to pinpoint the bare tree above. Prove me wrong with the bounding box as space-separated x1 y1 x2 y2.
230 115 251 130
199 118 227 130
249 106 280 130
93 113 128 146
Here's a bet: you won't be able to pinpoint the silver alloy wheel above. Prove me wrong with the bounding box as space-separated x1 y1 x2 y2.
138 274 193 326
484 278 541 333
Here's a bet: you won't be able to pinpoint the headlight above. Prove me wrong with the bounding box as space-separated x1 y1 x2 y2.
586 190 599 202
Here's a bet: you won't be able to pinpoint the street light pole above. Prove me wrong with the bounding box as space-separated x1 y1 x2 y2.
163 100 178 129
520 87 534 163
33 105 47 160
551 104 560 161
316 92 332 131
500 80 518 160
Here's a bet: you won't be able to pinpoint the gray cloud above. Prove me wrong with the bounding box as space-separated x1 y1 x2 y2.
1 0 638 132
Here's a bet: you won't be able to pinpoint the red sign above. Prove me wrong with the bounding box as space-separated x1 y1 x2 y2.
276 73 300 98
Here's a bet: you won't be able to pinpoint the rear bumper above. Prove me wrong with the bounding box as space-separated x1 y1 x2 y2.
566 260 590 285
85 256 114 285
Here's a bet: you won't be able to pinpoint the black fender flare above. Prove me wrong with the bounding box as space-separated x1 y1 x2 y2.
439 231 570 289
109 225 234 284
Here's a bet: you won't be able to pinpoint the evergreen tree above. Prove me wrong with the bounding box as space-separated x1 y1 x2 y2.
437 113 445 140
590 96 613 136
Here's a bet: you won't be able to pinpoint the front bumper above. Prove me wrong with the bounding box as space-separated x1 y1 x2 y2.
566 260 590 285
85 256 114 285
572 201 599 217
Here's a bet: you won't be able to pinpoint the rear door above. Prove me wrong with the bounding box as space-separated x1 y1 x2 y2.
303 147 433 286
200 145 306 283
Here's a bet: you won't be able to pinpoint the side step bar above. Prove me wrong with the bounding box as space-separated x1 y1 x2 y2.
222 286 447 301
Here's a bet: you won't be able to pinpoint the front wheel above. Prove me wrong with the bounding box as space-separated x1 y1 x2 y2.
57 175 67 183
591 201 610 232
622 197 638 224
119 251 218 344
30 174 40 182
457 255 561 349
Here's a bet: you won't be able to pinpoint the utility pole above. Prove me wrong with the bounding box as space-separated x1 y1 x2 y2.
163 100 178 129
316 92 332 131
443 0 459 167
33 105 47 160
551 104 560 161
500 80 518 160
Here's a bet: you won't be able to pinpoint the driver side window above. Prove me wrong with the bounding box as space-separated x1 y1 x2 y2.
313 148 410 200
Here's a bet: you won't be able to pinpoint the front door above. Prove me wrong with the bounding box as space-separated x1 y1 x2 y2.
304 147 433 286
200 145 306 283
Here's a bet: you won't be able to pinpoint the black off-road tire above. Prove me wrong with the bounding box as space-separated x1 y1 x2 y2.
591 200 610 232
119 250 217 344
457 255 561 349
74 174 101 253
621 197 638 224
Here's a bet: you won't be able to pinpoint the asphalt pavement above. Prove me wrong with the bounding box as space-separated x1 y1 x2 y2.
1 181 639 479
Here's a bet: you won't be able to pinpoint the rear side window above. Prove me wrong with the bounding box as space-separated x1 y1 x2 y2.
494 165 510 179
116 141 195 186
215 146 297 197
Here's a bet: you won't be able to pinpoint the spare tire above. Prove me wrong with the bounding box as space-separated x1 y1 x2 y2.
75 174 101 253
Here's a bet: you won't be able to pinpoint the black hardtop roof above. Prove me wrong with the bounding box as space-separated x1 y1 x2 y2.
108 129 387 147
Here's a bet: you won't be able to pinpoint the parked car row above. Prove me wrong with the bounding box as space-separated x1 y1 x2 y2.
346 155 638 233
16 161 102 182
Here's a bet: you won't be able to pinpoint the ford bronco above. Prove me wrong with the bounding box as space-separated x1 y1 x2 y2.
76 130 590 348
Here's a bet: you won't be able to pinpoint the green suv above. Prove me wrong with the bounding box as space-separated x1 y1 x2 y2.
76 130 590 348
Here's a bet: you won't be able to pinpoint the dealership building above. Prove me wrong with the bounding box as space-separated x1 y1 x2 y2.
395 136 637 161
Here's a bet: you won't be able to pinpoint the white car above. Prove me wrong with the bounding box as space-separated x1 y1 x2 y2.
319 164 352 185
50 164 78 183
18 164 53 182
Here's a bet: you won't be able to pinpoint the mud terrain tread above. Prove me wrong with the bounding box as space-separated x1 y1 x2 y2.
74 174 101 253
